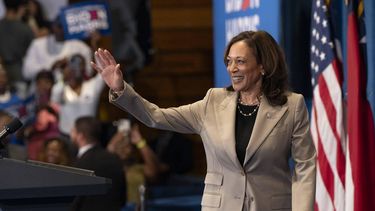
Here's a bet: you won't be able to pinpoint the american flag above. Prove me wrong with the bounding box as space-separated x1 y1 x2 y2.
310 0 346 211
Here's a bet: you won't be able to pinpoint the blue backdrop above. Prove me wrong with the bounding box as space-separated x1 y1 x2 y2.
363 0 375 123
213 0 281 88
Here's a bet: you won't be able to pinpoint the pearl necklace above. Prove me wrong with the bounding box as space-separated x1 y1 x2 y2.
237 99 260 117
237 104 259 117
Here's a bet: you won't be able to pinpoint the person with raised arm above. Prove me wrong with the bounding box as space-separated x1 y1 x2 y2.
91 30 316 211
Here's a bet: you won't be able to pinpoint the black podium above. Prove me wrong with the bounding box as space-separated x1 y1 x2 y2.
0 158 111 211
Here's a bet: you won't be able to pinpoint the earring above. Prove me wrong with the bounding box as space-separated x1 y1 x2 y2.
261 71 265 76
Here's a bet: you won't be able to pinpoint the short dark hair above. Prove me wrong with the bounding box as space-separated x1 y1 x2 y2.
36 104 59 120
4 0 27 11
74 116 102 144
36 70 55 83
224 30 289 106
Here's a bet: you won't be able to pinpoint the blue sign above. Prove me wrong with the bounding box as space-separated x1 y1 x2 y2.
213 0 281 87
60 2 111 40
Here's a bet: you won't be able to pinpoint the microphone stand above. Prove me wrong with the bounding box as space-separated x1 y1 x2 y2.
0 137 6 159
0 118 23 159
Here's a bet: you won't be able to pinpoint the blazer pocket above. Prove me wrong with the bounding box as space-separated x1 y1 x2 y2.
205 172 223 186
204 172 223 193
201 193 221 208
271 194 291 210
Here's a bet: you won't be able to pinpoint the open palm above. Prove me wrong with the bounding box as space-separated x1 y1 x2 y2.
91 48 124 91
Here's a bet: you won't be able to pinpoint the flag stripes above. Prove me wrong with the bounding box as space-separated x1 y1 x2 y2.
310 1 346 210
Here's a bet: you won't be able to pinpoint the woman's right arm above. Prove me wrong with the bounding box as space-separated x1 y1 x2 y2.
91 48 211 134
111 82 211 134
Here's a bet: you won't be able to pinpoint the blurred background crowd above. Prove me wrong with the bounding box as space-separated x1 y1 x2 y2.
0 0 204 210
5 0 370 210
1 0 373 210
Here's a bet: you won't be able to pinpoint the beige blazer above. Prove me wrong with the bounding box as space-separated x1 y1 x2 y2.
111 83 316 211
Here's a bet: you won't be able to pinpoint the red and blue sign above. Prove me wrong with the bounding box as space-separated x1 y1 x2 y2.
213 0 281 87
60 1 111 40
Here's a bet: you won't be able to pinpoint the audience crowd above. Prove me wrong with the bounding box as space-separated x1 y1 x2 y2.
0 1 197 210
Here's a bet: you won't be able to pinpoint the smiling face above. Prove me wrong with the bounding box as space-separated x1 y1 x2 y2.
226 41 263 93
45 140 63 164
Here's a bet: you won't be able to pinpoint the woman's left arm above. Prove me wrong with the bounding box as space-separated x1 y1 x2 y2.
291 95 316 211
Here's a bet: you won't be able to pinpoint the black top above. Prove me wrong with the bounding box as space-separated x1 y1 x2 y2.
235 103 259 165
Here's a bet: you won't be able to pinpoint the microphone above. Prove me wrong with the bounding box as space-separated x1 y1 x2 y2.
0 118 23 140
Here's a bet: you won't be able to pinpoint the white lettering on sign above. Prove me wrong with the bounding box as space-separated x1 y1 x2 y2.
65 5 109 35
225 15 260 43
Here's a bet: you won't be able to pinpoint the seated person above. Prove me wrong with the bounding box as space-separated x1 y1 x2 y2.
38 137 71 165
0 66 24 119
23 70 55 118
23 104 60 160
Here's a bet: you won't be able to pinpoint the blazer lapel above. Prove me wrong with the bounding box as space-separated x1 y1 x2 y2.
243 97 288 166
218 91 243 169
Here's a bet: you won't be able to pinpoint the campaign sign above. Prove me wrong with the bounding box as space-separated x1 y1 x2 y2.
213 0 281 87
60 2 111 40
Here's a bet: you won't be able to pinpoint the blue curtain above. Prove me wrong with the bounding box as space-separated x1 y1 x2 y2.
364 0 375 122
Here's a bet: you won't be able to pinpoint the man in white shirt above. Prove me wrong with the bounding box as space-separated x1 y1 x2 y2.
22 17 92 81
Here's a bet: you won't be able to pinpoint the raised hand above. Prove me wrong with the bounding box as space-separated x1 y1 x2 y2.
130 124 143 145
90 48 124 91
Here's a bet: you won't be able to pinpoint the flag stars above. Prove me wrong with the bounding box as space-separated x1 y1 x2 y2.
315 49 320 57
322 20 327 28
321 36 327 44
310 0 336 79
314 64 319 72
320 52 326 61
310 62 319 73
316 16 321 24
316 32 320 41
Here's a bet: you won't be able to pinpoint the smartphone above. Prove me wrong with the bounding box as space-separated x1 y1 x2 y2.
114 119 131 135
